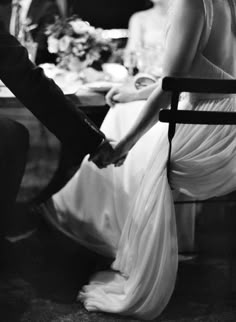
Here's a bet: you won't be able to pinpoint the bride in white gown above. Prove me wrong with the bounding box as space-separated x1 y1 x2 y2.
47 0 236 319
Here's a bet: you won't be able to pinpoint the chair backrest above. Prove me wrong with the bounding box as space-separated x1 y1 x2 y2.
159 77 236 180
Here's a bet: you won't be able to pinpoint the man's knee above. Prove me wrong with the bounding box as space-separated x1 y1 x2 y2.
0 118 29 157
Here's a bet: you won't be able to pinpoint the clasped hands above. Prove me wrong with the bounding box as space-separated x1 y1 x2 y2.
89 139 128 169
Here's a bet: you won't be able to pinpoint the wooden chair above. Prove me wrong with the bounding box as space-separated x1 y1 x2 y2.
160 77 236 180
159 76 236 291
160 76 236 206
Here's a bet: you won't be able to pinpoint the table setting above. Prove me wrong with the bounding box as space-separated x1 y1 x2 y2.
0 14 163 106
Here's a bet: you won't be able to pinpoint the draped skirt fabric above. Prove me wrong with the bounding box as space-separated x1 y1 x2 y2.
53 96 236 319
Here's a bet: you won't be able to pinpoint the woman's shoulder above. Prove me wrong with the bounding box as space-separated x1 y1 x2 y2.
169 0 205 22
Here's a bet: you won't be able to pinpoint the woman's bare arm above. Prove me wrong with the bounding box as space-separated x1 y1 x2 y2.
109 0 206 161
105 82 158 106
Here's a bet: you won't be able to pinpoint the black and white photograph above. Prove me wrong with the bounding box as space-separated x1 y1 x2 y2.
0 0 236 321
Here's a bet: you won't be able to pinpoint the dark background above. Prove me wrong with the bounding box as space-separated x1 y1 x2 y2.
67 0 152 28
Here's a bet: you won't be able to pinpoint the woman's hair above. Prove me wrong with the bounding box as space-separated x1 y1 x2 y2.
228 0 236 34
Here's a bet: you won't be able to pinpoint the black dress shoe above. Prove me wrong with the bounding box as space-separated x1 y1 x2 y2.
4 202 42 243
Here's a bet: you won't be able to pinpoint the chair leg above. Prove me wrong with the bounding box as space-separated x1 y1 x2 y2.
227 202 236 296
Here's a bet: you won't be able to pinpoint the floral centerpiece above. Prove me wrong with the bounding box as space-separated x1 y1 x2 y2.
45 16 112 72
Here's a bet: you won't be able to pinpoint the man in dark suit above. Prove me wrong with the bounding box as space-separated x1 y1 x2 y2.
0 19 111 256
0 0 61 64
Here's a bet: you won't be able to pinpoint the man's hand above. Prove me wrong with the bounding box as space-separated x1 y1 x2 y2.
89 139 115 169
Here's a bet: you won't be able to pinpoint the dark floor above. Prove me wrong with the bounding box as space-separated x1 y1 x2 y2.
0 107 236 321
1 216 236 322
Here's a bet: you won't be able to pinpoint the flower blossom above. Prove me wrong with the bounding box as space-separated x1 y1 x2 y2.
59 35 71 52
47 36 59 54
69 19 94 34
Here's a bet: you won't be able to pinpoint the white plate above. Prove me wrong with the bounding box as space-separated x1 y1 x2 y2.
85 81 121 93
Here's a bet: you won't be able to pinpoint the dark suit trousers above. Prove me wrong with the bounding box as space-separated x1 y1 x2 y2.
0 117 29 236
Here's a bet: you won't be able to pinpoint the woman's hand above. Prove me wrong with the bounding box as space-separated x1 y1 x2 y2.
90 138 132 168
105 139 133 167
108 141 130 167
105 84 138 107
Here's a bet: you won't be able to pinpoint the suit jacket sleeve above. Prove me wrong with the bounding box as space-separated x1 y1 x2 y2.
0 23 105 156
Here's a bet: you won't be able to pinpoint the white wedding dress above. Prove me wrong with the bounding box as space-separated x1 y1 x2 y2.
51 0 236 319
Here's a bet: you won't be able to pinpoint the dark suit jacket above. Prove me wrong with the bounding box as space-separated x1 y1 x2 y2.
0 21 104 159
0 0 60 64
